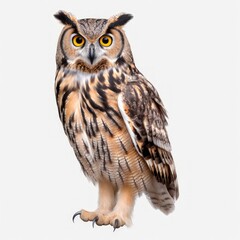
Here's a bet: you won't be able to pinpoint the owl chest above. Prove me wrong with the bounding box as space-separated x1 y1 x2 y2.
56 70 146 183
71 91 132 177
58 72 130 169
75 85 125 158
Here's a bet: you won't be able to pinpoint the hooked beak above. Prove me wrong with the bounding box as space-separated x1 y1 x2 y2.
88 44 95 64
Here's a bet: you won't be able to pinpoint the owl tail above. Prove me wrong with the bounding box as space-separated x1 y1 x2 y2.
146 179 176 215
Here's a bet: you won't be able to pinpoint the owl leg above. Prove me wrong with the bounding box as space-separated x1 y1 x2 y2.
96 185 136 229
75 180 116 224
109 185 136 229
95 179 116 216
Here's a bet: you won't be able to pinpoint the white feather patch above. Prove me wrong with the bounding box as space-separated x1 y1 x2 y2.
76 71 92 84
81 130 94 160
117 94 142 156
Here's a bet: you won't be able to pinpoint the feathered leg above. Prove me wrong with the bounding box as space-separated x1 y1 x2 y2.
74 180 116 225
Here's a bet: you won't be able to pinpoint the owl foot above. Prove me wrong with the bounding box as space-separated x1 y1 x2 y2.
93 212 129 230
72 209 129 230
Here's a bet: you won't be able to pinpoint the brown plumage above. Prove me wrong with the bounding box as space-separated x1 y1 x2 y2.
54 10 179 229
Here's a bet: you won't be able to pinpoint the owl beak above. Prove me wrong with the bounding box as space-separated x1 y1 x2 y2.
88 44 95 64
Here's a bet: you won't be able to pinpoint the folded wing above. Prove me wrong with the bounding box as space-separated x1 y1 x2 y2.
118 76 179 200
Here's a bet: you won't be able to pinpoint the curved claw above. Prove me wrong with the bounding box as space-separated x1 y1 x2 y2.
72 211 81 223
113 219 120 232
92 216 99 228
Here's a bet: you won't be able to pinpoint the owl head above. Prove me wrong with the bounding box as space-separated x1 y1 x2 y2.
54 11 134 72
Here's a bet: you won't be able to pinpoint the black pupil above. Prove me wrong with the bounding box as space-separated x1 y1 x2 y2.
75 37 83 44
102 37 109 44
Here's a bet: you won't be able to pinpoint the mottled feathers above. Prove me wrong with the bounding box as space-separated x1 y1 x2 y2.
118 77 179 200
54 10 179 228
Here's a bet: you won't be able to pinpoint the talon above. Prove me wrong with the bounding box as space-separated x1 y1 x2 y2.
113 219 120 232
92 216 99 228
72 211 81 223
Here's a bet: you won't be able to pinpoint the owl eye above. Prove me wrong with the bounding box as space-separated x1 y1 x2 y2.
99 35 113 47
72 35 85 47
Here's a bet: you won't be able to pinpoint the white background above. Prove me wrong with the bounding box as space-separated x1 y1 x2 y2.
0 0 239 239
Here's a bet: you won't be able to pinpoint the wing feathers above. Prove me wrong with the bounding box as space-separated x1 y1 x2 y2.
118 77 179 200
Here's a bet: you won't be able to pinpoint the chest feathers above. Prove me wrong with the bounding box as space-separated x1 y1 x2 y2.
55 67 137 179
55 67 125 132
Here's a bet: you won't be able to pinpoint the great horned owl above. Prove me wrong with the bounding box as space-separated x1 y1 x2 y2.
54 11 179 230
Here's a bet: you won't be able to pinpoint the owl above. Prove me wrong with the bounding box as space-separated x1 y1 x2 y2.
54 11 179 230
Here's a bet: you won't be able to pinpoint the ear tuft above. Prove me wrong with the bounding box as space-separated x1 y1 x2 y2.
108 13 133 29
54 10 78 28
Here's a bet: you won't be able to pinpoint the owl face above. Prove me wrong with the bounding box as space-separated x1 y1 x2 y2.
54 11 133 71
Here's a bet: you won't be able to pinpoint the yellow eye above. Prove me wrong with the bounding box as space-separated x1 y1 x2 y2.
72 35 85 47
99 35 113 47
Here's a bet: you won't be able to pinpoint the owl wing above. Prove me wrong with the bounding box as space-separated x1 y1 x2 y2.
118 76 179 200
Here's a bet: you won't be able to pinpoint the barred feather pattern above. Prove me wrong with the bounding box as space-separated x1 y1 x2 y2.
55 61 179 213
